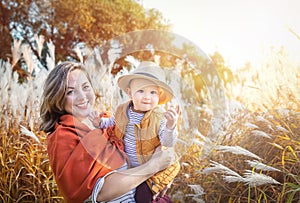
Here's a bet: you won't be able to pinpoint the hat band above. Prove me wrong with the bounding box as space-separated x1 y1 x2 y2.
135 72 158 80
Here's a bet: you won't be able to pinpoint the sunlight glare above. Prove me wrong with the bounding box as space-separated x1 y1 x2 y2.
143 0 300 69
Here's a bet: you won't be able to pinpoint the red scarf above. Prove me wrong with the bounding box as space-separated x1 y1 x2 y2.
47 114 126 203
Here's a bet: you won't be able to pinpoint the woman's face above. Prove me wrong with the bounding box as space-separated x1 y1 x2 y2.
64 69 95 121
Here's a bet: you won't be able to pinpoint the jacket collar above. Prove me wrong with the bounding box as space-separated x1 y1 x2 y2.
57 114 91 135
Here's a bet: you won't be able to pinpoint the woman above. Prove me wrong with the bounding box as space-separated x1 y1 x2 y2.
39 61 174 203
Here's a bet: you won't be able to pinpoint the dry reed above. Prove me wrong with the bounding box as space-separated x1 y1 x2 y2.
0 36 299 203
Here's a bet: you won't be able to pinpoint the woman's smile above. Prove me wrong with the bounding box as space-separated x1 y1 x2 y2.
64 69 95 121
76 101 89 109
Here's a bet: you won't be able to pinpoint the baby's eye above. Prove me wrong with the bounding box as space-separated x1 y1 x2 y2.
137 89 144 93
151 90 158 94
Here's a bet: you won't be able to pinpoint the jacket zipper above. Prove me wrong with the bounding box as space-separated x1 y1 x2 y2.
137 126 146 163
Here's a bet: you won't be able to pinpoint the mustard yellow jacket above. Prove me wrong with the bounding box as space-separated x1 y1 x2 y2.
114 101 180 194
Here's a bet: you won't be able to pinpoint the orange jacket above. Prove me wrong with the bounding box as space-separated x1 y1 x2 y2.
47 114 126 203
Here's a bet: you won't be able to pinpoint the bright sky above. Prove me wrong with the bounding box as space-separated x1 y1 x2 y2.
142 0 300 69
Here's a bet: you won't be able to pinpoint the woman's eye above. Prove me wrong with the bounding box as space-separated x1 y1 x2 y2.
83 85 90 90
66 90 74 95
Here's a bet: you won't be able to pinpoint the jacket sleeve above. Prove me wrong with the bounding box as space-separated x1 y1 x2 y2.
146 160 181 194
47 126 125 203
99 114 115 129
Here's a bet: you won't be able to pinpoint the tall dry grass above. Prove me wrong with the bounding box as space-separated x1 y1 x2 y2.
171 107 299 202
0 37 299 203
0 39 62 202
169 47 300 202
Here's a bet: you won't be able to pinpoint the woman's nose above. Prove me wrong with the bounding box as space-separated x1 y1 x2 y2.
77 89 87 100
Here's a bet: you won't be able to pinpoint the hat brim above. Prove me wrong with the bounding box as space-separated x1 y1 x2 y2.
118 74 174 105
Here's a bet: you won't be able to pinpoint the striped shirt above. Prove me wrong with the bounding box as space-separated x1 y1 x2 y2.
89 164 136 203
100 106 177 167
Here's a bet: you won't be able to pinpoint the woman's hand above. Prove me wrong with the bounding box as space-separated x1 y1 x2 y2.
148 146 175 172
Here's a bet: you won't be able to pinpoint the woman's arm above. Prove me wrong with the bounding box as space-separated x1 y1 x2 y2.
96 147 174 202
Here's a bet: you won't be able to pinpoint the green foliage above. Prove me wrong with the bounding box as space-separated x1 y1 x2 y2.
286 182 300 203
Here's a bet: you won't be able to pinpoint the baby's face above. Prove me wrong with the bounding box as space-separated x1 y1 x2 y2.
129 79 160 112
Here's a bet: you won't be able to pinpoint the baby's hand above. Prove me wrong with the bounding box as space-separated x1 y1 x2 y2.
88 110 101 127
164 105 180 130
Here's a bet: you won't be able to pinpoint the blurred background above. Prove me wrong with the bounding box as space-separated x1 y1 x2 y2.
0 0 299 202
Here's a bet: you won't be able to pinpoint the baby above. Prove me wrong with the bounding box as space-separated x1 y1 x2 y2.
90 61 180 200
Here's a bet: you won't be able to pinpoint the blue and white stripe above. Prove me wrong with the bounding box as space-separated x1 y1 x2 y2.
124 107 177 167
90 164 136 203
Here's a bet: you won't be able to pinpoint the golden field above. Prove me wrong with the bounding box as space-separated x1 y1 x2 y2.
0 40 299 203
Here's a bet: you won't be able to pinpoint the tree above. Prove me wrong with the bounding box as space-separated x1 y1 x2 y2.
0 0 170 73
210 51 234 85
